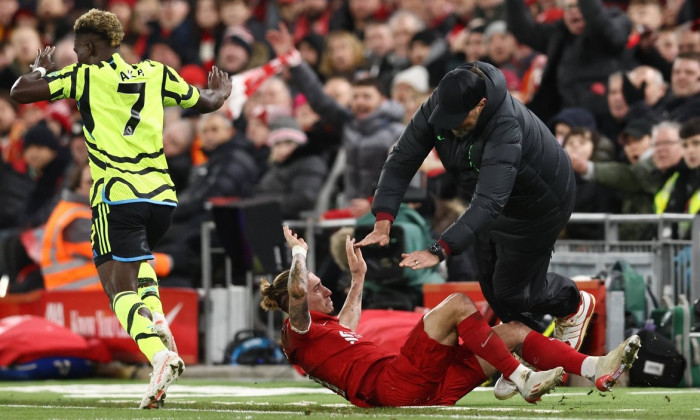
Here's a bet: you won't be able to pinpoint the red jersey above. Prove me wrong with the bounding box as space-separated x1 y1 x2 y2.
281 311 394 407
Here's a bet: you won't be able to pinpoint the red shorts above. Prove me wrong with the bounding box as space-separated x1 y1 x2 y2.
369 319 487 406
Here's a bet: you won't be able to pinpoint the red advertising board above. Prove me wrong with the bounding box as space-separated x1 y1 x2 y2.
0 288 199 364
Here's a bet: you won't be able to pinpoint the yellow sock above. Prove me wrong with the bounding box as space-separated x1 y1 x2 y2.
112 291 165 363
137 262 164 316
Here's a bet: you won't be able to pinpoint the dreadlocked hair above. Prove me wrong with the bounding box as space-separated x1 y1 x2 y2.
260 270 290 312
74 9 124 47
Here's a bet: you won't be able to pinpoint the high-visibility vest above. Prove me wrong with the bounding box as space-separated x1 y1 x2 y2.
688 190 700 215
40 199 102 291
654 171 679 214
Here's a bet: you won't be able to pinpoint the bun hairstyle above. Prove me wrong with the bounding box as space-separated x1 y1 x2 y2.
260 270 290 312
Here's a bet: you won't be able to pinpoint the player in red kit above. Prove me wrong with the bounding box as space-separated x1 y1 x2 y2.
260 226 640 407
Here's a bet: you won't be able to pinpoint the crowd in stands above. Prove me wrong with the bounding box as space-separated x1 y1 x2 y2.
0 0 699 307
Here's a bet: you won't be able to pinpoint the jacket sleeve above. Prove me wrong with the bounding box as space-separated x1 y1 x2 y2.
505 0 557 53
371 96 437 218
289 62 353 127
593 158 658 194
579 0 632 53
440 117 522 254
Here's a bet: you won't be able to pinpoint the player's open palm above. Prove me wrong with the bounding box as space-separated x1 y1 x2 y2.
283 225 308 252
345 235 366 279
32 46 56 73
208 66 232 99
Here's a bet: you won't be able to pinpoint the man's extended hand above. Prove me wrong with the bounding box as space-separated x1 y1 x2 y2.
32 46 56 73
208 65 232 99
399 250 440 270
354 220 391 247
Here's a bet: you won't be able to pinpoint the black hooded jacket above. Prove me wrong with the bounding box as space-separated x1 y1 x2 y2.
372 62 575 254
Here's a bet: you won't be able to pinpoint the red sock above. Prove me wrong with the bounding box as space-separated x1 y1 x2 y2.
521 331 587 375
457 312 520 377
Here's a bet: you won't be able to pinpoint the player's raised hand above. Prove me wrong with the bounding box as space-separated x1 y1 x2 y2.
32 46 56 73
345 235 366 279
208 66 232 99
283 225 308 252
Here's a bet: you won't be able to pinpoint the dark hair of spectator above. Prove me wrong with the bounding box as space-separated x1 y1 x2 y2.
352 76 383 92
563 126 600 157
680 116 700 140
74 9 124 47
676 51 700 64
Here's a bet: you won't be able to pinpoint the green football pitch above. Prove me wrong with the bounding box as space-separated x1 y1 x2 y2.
1 379 699 420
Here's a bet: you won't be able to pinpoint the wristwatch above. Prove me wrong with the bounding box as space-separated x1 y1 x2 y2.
428 241 446 262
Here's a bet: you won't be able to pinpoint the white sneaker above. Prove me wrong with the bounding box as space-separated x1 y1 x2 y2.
494 375 519 400
139 350 185 409
517 367 564 404
592 335 641 391
554 291 596 350
152 312 178 354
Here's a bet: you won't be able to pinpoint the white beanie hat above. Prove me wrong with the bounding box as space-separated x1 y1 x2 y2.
392 65 430 94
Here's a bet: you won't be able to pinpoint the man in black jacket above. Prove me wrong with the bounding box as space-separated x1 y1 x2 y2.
356 62 595 352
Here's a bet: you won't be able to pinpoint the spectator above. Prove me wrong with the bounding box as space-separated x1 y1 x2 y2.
22 120 71 227
506 0 632 123
661 52 700 122
662 117 700 226
570 120 684 240
425 0 458 36
318 30 367 80
482 20 521 77
174 111 260 225
163 119 195 193
655 27 680 64
254 116 328 219
217 25 256 75
219 0 265 41
464 26 487 63
52 35 78 69
475 0 508 26
678 25 700 55
598 71 629 150
364 21 398 93
626 65 669 112
391 65 432 124
561 127 620 239
292 0 333 43
296 33 325 80
409 29 450 88
0 93 25 173
548 106 616 162
144 0 199 65
387 9 426 70
0 0 19 44
0 26 43 91
268 23 405 213
194 0 224 71
331 0 387 37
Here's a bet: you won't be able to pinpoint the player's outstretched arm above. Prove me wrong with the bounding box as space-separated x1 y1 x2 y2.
193 66 232 114
337 235 366 331
10 46 56 103
283 225 312 333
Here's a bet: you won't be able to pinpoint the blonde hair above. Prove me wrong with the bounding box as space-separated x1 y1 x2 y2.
319 31 366 79
74 9 124 47
260 270 290 312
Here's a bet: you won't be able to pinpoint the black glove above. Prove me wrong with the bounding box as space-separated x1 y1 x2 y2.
622 73 645 105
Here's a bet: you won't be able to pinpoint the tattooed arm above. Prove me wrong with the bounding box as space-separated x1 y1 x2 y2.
283 225 311 333
337 235 367 331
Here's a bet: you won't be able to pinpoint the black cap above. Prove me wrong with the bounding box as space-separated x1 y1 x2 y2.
428 67 486 129
23 120 60 151
622 118 652 140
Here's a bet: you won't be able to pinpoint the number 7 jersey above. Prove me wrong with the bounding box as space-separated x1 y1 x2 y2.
45 53 200 207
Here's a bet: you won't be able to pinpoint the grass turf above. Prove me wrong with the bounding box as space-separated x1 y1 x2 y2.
0 379 699 419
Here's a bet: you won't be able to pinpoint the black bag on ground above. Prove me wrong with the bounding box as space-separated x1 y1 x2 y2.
222 329 285 365
629 329 686 387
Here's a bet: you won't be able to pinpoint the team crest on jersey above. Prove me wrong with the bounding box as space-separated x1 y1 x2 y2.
339 331 361 344
120 69 144 80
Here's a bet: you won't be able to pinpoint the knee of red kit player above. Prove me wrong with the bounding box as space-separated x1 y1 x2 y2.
442 293 479 317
